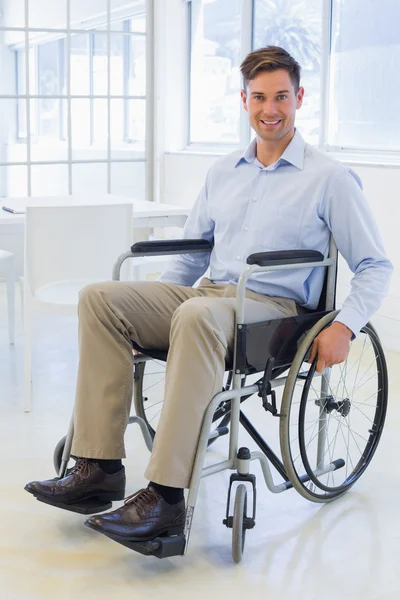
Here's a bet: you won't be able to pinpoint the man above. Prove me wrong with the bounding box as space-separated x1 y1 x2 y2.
25 46 392 544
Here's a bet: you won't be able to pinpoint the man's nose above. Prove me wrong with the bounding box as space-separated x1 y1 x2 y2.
262 99 278 116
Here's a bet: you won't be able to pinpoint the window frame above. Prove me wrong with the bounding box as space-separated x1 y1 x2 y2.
15 17 145 146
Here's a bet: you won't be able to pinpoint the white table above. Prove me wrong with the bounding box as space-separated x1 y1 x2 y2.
0 195 190 276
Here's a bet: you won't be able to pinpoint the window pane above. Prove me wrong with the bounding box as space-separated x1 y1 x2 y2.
3 3 25 28
329 0 400 150
93 33 108 95
16 99 38 141
111 161 146 200
16 46 38 101
130 14 146 34
127 99 146 147
72 163 108 195
17 47 37 97
190 0 242 144
253 0 323 146
0 99 18 153
92 98 126 156
1 166 28 197
38 40 61 96
110 98 124 150
38 97 61 139
31 165 69 196
92 99 125 149
16 50 38 141
70 99 91 150
28 0 67 29
38 40 62 140
92 99 108 148
70 34 90 95
93 33 124 96
128 36 146 96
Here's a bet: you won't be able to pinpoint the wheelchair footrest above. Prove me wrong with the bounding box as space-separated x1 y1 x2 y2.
102 532 186 559
36 494 112 515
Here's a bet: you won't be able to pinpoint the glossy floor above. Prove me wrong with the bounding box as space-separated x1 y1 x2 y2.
0 284 399 600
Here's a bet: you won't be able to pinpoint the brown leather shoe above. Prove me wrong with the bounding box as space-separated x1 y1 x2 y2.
24 459 126 504
85 487 185 542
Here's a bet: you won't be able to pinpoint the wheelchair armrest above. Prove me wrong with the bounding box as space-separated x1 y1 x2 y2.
246 249 324 267
130 239 213 256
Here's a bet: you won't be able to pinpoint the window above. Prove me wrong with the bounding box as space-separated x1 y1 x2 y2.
189 0 400 156
329 0 400 151
1 2 149 198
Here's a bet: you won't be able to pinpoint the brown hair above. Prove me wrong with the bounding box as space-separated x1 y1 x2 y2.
240 46 301 91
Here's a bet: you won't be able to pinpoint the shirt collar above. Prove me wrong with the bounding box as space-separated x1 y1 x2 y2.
235 128 305 171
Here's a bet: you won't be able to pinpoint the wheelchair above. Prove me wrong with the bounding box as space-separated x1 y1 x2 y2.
49 237 388 563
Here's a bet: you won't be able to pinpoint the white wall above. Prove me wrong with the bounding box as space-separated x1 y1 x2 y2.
161 152 400 351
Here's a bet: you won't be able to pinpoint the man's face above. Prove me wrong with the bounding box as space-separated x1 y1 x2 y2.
241 69 304 142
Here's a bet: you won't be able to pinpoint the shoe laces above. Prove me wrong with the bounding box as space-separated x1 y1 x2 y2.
70 458 96 479
123 488 160 518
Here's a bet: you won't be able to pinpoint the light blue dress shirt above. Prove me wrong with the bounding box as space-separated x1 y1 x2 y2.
160 130 392 336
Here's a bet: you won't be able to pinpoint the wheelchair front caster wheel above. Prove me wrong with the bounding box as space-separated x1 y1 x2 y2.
232 484 247 563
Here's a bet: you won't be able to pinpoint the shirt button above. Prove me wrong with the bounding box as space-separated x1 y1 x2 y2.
252 197 257 202
236 256 241 260
244 226 249 231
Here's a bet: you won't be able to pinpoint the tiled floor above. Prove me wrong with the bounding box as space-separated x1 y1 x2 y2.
1 283 399 600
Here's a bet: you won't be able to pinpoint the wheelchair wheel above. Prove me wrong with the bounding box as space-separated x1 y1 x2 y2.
133 358 231 446
232 484 247 563
280 313 388 503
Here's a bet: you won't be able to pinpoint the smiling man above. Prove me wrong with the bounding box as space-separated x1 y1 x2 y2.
25 46 391 548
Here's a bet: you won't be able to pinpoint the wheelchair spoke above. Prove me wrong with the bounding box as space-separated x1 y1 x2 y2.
338 422 355 473
143 376 166 393
352 370 379 393
143 399 164 412
349 402 377 423
149 407 164 424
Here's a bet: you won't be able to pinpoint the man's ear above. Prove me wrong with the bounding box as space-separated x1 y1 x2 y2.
296 86 305 110
241 89 248 112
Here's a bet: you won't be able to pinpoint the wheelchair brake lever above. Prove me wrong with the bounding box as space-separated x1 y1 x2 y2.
258 357 281 416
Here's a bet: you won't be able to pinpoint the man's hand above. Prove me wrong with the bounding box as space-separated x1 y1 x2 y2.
308 322 353 373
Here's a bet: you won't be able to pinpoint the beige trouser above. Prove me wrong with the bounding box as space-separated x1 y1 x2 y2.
71 278 300 488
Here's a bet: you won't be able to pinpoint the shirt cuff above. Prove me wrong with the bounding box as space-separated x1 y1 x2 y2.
333 307 367 338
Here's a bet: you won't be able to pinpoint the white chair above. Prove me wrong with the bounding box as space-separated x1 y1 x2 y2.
0 249 15 345
23 201 134 412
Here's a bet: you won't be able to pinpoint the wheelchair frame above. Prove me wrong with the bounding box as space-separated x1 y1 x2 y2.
105 237 338 560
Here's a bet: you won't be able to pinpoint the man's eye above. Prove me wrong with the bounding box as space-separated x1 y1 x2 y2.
277 95 287 100
254 95 264 100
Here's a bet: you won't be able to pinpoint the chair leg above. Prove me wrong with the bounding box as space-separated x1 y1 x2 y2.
5 255 15 345
23 300 32 412
19 276 24 324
